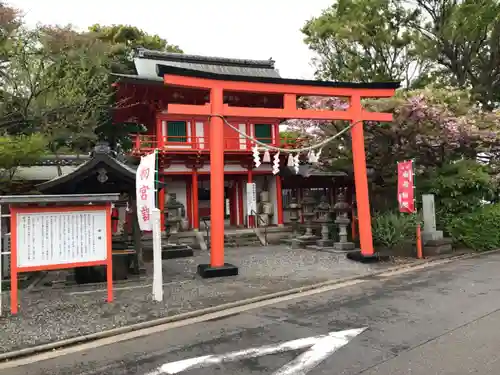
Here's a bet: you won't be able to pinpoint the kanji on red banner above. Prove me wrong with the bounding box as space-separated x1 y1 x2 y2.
397 160 415 213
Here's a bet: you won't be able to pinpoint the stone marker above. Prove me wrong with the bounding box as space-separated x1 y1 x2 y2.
422 194 443 243
421 194 452 255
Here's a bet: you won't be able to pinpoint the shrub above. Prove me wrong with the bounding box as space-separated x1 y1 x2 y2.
418 159 499 231
446 203 500 251
372 211 420 250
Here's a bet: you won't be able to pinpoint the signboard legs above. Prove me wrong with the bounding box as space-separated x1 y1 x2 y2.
151 208 163 302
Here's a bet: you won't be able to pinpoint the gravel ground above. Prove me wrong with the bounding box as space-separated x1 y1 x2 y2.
0 245 397 354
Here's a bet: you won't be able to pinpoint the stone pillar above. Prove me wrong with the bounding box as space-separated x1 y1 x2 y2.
422 194 443 243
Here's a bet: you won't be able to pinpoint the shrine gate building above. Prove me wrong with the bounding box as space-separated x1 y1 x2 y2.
113 48 299 230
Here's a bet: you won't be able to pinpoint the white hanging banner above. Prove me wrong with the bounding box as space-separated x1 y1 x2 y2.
136 151 157 231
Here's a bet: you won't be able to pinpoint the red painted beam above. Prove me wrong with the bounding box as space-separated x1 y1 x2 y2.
163 75 397 98
166 103 393 122
166 103 211 116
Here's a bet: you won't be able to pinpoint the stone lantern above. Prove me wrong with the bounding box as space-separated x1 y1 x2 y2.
314 195 333 248
299 190 317 241
332 188 355 251
287 196 301 237
165 194 183 237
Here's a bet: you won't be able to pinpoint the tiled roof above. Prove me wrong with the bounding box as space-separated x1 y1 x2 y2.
133 47 281 79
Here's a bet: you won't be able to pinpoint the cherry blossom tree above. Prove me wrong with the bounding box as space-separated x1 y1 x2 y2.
286 87 500 176
285 87 500 214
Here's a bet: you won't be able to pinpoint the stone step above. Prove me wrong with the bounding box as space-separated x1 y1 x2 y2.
143 245 194 262
224 241 262 248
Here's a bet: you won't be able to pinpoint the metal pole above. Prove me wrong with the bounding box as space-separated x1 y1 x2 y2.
151 207 163 302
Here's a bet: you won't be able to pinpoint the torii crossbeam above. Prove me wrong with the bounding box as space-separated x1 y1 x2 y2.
158 65 399 277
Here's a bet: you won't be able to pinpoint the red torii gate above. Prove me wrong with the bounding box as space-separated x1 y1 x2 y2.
159 66 399 277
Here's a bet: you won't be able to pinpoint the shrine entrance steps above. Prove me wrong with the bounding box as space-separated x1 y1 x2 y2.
224 231 262 248
171 226 293 250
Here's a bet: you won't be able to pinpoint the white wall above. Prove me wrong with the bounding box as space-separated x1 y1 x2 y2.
196 121 205 149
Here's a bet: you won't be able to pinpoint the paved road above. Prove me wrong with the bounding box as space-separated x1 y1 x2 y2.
4 252 500 375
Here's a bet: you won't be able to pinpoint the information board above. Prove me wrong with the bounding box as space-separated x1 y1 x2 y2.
246 182 257 214
15 209 107 268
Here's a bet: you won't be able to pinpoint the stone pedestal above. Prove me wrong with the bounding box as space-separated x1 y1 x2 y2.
288 238 303 249
333 241 355 251
422 230 444 243
258 213 270 226
141 239 194 262
197 263 239 278
315 221 333 247
293 236 318 248
316 239 334 248
423 238 453 256
333 217 355 251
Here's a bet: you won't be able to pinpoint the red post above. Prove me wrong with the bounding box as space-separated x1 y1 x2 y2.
10 205 18 314
106 203 113 302
210 86 225 268
276 175 284 226
156 116 164 148
416 224 423 259
350 95 374 256
230 181 237 226
186 178 192 229
237 178 244 227
192 170 199 230
351 208 357 240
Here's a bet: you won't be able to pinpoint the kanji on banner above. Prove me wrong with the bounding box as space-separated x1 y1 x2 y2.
397 160 415 213
136 151 156 231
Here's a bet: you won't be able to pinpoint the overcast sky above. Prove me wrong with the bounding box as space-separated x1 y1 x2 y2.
9 0 334 79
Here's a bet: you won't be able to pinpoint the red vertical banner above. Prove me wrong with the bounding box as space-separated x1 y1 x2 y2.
397 160 415 213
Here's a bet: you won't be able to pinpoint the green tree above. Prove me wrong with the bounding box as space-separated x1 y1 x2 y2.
0 1 20 69
410 0 500 109
302 0 427 86
419 159 499 229
0 133 47 180
88 24 183 74
304 0 500 108
0 25 116 152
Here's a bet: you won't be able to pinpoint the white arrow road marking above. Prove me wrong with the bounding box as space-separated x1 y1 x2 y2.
271 328 365 375
146 327 366 375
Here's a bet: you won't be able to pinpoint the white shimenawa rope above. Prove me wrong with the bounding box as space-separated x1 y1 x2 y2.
211 114 360 153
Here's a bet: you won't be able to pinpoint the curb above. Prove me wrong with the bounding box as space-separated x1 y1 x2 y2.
1 248 499 362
